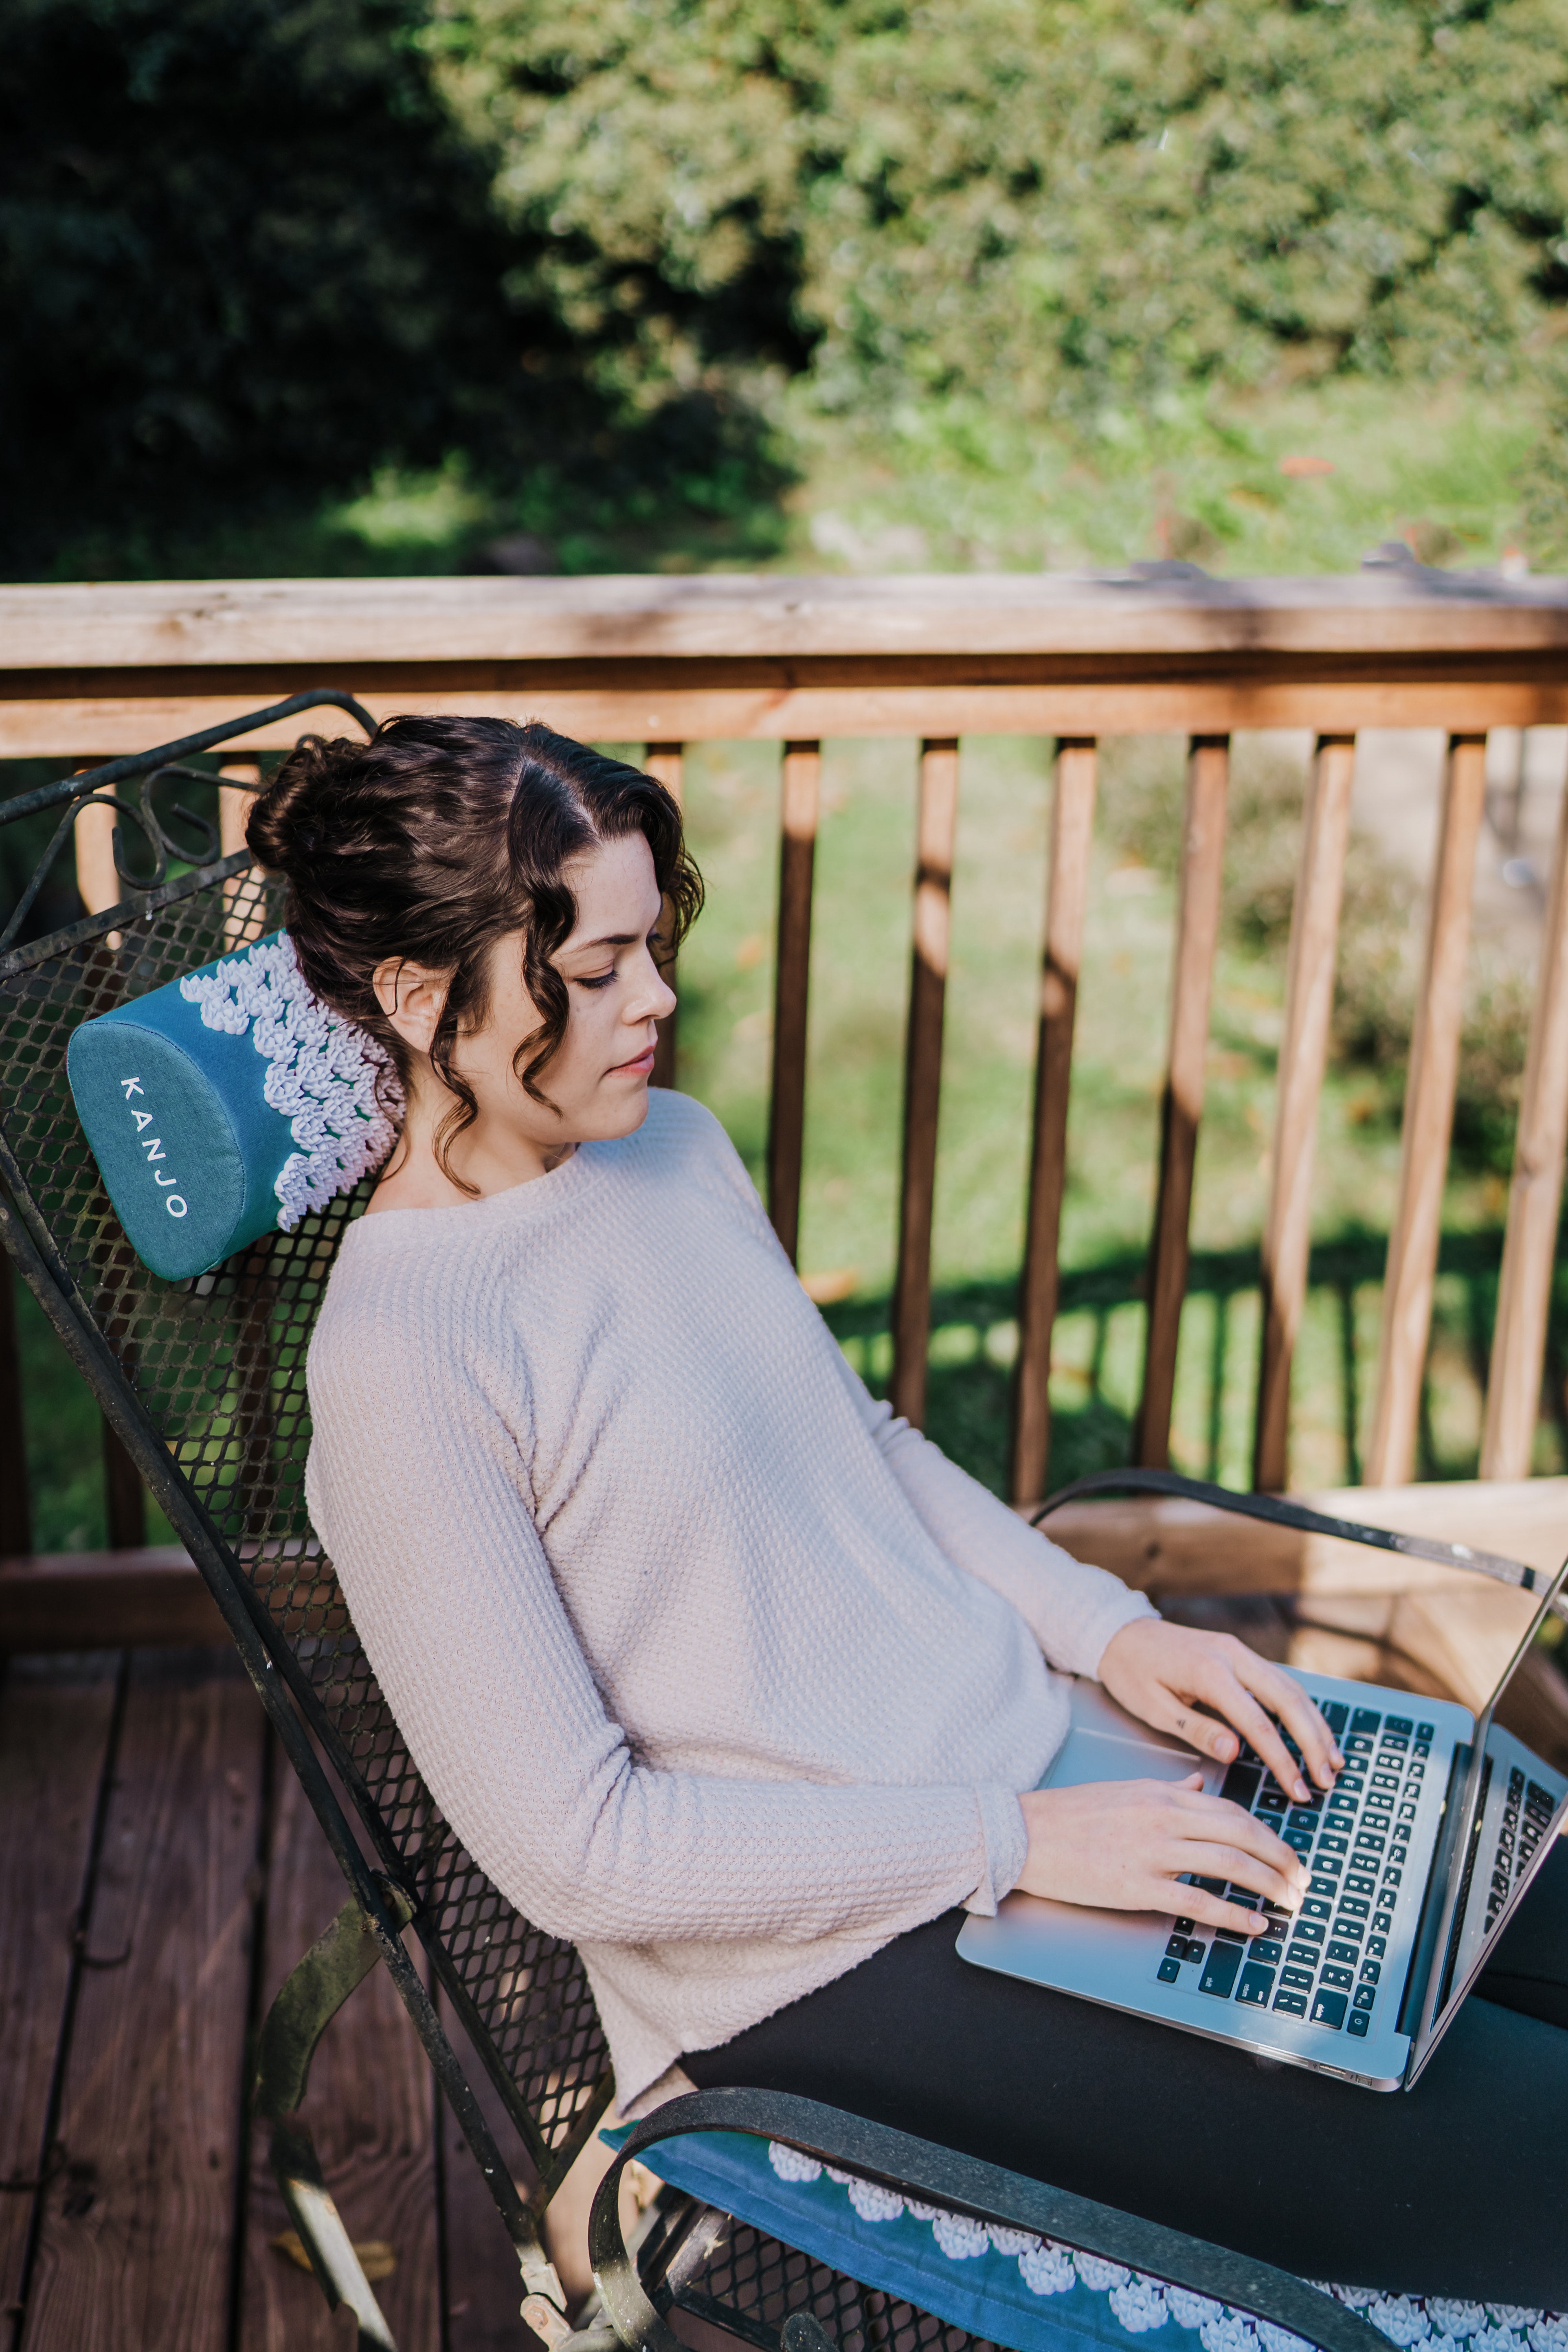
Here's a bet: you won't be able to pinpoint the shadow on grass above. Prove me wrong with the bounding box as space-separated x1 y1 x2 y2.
820 1225 1562 1500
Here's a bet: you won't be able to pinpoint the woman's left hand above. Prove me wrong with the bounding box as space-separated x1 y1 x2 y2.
1096 1617 1342 1801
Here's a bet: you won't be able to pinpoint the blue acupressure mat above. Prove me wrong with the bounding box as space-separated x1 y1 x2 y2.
601 2127 1557 2352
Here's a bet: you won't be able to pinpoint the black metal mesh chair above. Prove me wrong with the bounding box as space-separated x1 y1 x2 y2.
0 703 1415 2352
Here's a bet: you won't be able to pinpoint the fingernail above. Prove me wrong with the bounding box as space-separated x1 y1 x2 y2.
1294 1777 1310 1801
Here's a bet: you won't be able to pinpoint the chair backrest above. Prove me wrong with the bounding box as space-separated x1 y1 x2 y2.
0 749 612 2200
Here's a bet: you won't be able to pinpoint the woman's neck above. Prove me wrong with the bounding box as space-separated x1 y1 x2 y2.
367 1076 577 1213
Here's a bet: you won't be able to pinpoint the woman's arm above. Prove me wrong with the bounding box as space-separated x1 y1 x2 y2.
843 1371 1157 1675
307 1317 1027 1951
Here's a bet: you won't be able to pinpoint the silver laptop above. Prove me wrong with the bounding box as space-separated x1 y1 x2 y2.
957 1553 1568 2090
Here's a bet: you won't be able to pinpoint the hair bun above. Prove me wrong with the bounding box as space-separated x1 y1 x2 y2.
245 734 345 876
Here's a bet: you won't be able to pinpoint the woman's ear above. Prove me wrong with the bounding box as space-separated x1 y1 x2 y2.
372 957 450 1059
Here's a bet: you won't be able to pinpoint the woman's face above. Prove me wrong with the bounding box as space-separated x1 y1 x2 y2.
376 828 676 1172
468 828 676 1148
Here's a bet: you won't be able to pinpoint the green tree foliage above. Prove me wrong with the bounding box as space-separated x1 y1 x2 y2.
0 0 571 570
428 0 1568 426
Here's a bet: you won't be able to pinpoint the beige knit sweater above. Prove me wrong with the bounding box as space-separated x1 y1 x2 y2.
305 1089 1155 2110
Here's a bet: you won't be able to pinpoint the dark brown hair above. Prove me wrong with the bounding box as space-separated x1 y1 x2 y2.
246 714 703 1188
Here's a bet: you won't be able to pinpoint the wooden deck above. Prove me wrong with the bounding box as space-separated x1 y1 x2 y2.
0 1644 535 2352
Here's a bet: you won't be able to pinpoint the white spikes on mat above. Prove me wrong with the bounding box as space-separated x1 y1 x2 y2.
766 2144 1562 2352
181 933 402 1228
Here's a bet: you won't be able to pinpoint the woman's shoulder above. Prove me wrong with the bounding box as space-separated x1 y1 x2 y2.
629 1089 770 1219
310 1202 521 1403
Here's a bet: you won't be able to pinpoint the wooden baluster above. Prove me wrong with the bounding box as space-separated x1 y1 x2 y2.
219 758 265 946
0 1247 31 1557
1011 739 1098 1507
72 785 123 952
1365 733 1488 1486
74 779 147 1548
1482 758 1568 1477
1253 735 1357 1493
644 744 684 1090
767 742 821 1265
891 740 960 1429
1137 735 1230 1470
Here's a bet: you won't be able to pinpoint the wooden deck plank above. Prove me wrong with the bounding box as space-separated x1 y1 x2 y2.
0 1655 120 2329
238 1736 441 2352
437 1989 539 2352
0 1548 226 1651
20 1650 265 2352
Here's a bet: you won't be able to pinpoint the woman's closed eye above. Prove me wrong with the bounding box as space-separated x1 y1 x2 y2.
575 968 617 992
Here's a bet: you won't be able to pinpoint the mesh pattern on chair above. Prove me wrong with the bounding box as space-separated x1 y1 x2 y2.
683 2222 983 2352
0 863 608 2158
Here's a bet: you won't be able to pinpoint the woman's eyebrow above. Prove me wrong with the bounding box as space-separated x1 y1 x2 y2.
564 930 639 956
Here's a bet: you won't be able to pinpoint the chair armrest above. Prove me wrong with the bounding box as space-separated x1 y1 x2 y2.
588 2086 1388 2352
1035 1467 1561 1616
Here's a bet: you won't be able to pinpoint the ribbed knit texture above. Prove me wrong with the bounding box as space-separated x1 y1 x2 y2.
305 1090 1155 2110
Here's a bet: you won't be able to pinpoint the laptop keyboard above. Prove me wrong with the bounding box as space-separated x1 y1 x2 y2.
1485 1765 1555 1935
1156 1700 1435 2042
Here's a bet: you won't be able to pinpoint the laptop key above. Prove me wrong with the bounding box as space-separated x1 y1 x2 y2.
1173 1917 1195 1934
1353 1983 1376 2011
1235 1963 1275 2007
1280 1965 1315 1990
1165 1935 1188 1960
1346 2011 1370 2038
1310 1988 1348 2030
1351 1708 1382 1735
1199 1943 1242 1998
1318 1965 1354 1990
1274 1989 1308 2016
1158 1957 1182 1984
1220 1762 1263 1809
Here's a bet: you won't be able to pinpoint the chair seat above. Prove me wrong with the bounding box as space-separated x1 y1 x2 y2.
605 2125 1560 2352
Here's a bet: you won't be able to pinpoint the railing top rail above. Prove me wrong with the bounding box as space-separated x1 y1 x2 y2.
9 564 1568 673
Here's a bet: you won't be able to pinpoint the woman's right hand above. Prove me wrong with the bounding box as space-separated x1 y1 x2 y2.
1016 1773 1309 1936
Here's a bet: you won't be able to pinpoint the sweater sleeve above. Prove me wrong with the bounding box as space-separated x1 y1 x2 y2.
305 1285 1023 1951
832 1361 1157 1677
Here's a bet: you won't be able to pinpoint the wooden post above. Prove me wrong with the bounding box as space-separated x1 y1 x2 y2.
1253 736 1357 1493
72 787 123 952
1136 736 1230 1469
219 758 265 946
767 742 821 1265
1365 733 1488 1486
0 1247 31 1558
644 746 684 1091
1011 740 1098 1506
890 740 960 1428
74 781 146 1548
1482 761 1568 1478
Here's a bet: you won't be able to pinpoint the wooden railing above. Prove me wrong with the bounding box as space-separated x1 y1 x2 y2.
5 567 1568 1578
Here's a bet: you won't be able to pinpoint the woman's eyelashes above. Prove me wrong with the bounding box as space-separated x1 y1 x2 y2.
572 931 662 992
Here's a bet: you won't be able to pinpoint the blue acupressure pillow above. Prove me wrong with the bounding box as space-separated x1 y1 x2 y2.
66 930 401 1282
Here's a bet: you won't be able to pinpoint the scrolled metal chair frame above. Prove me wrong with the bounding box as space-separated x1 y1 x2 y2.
2 699 1473 2352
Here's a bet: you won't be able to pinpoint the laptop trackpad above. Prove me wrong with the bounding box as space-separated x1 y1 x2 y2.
1038 1678 1210 1794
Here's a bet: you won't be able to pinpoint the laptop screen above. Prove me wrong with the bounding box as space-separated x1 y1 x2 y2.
1405 1550 1568 2083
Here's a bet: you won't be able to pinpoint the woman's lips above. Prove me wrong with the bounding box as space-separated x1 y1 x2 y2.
609 1046 656 1076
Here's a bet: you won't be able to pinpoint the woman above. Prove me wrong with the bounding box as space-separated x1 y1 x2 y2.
257 715 1568 2307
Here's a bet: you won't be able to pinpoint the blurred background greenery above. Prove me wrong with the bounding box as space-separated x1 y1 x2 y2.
8 0 1568 580
7 0 1568 1544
